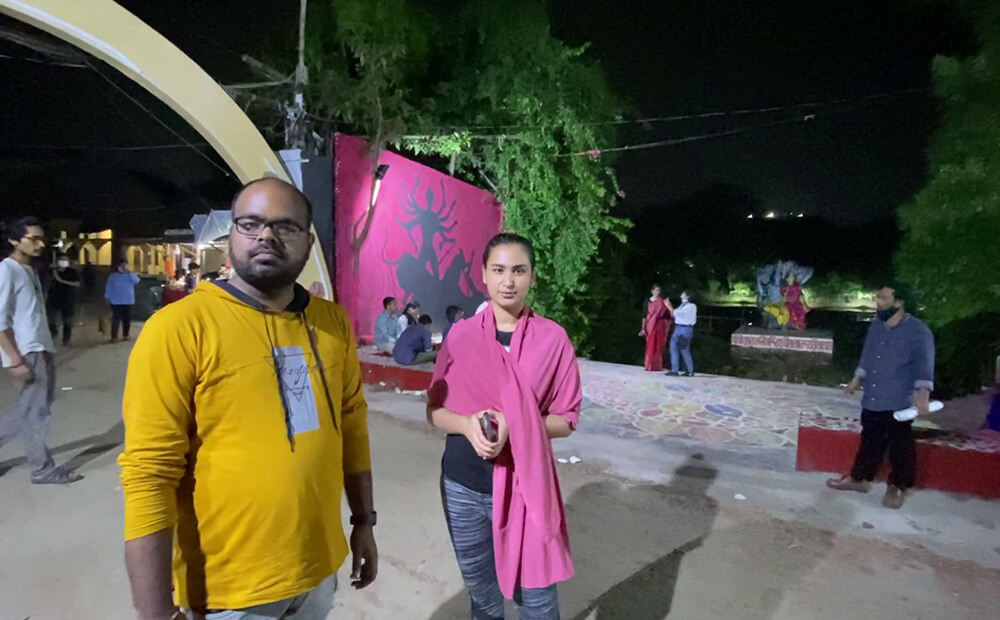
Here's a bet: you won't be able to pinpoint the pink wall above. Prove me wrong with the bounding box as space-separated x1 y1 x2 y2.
334 134 503 342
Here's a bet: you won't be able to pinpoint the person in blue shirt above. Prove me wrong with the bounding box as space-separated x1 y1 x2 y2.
374 296 399 354
105 259 140 343
393 314 437 366
827 284 935 509
442 304 464 341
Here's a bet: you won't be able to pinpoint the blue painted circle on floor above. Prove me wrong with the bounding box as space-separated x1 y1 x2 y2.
705 403 744 418
665 384 695 393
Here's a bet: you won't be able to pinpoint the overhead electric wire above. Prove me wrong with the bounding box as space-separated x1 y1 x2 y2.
88 58 223 211
562 102 869 157
0 142 212 152
431 86 930 133
84 57 233 178
0 52 85 68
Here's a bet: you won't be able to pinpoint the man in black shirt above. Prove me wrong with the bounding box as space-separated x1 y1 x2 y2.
48 254 80 346
81 258 97 298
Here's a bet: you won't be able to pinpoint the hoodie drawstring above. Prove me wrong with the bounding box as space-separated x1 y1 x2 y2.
303 312 340 433
263 310 297 450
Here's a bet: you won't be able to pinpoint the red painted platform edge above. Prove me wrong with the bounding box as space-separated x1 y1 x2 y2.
360 361 432 392
796 426 1000 499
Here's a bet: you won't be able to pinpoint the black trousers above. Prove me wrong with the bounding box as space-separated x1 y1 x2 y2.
110 304 132 339
850 409 916 489
48 304 74 345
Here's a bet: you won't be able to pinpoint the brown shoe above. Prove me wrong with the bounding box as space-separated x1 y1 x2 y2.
882 485 905 509
826 475 870 493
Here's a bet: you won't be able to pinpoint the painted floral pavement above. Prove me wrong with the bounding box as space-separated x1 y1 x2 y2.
577 360 857 452
357 348 1000 467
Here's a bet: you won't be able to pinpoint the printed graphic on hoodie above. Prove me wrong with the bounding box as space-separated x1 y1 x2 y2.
274 346 320 435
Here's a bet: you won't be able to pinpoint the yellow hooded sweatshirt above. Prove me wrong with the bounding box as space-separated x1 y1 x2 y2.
119 281 371 610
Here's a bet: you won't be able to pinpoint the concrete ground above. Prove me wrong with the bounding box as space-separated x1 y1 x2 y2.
1 328 998 619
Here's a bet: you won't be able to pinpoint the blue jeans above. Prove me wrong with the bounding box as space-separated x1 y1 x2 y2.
441 476 560 620
184 574 336 620
670 325 695 373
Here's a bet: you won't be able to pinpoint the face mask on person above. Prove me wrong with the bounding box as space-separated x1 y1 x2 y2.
877 307 898 322
57 260 69 268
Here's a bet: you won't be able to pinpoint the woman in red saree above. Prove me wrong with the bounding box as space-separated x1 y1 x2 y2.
783 279 809 331
426 232 581 619
641 284 673 371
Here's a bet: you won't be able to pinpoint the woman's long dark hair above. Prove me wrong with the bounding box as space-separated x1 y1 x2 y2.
404 301 420 325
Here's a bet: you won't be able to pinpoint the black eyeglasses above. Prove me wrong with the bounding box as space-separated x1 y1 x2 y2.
232 217 308 242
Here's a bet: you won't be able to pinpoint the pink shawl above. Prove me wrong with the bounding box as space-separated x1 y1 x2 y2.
428 305 582 597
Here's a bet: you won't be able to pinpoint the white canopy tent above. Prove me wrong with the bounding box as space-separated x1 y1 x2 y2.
190 210 232 248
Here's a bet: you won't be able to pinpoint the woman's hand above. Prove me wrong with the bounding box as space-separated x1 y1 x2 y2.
465 410 509 460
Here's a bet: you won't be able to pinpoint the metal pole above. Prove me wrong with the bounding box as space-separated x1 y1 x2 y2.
296 0 308 91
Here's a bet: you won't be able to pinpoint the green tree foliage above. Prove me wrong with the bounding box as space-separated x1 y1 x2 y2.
422 0 630 340
302 0 435 145
897 1 1000 324
263 0 628 346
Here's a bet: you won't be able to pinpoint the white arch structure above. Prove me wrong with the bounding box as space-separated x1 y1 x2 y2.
0 0 332 297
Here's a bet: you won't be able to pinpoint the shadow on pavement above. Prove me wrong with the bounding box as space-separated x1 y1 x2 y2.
426 454 719 620
0 419 124 478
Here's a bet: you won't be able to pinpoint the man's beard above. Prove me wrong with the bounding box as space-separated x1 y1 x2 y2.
232 243 308 294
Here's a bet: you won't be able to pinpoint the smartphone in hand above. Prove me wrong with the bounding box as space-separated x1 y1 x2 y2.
480 412 498 442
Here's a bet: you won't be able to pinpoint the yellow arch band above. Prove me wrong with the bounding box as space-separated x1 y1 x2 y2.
0 0 332 298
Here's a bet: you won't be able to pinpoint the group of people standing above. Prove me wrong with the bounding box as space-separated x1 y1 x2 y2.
48 256 141 344
0 217 84 485
0 214 148 488
641 284 698 376
2 179 937 620
110 177 581 619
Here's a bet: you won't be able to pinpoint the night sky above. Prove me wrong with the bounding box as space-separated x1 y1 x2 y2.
0 1 971 233
549 0 969 224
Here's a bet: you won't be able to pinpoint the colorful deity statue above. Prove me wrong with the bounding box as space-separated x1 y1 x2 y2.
755 260 813 331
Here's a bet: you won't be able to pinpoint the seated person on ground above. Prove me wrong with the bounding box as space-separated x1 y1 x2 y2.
393 314 438 366
374 296 399 354
442 304 464 341
397 301 420 336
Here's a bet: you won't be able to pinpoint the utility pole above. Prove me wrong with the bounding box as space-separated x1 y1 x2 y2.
227 0 319 154
284 0 318 154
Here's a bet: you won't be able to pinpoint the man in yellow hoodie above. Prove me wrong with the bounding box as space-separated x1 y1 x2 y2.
120 177 377 620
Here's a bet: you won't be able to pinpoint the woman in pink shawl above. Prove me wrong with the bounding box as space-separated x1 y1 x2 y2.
427 232 582 619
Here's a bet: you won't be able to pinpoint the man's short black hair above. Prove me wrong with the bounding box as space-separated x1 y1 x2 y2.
3 216 43 244
418 314 433 326
446 305 462 322
231 176 313 224
383 296 396 309
885 282 912 306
